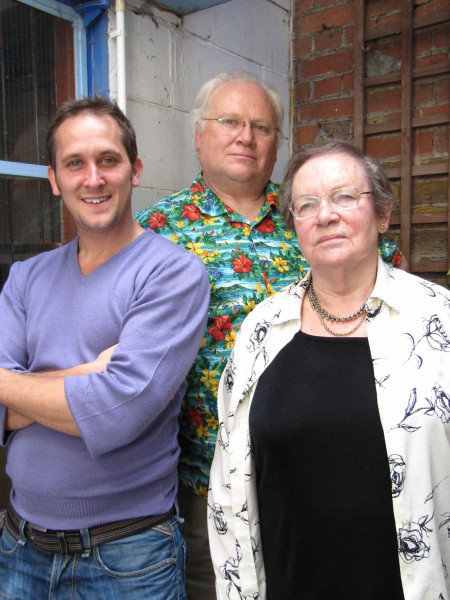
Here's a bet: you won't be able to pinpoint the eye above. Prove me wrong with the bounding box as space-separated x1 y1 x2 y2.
100 156 118 166
67 159 82 168
220 118 238 127
251 123 270 134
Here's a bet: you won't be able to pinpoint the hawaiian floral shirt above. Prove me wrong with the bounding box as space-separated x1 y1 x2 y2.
135 173 402 497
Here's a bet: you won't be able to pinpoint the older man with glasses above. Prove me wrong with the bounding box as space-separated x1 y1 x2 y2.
135 70 402 599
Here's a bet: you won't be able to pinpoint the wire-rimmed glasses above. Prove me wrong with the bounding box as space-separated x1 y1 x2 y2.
289 186 372 221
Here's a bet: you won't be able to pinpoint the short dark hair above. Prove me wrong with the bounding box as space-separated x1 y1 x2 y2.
281 140 394 229
47 95 138 170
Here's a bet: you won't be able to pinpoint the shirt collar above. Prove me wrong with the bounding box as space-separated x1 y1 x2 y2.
189 172 280 223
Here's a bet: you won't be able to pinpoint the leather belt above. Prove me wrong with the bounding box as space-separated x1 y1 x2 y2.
5 503 175 555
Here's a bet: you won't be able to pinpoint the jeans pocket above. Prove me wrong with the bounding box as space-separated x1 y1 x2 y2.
94 520 178 579
0 522 21 557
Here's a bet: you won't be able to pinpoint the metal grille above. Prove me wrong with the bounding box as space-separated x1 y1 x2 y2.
0 0 75 289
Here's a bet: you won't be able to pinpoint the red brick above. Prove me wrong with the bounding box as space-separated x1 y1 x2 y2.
298 4 354 35
342 73 354 93
420 105 450 118
415 0 449 18
434 23 450 51
366 87 401 113
300 49 354 78
294 0 311 13
314 76 342 99
366 135 401 159
342 23 354 46
415 53 449 69
414 28 433 58
294 81 312 103
413 130 434 155
299 96 354 120
366 0 401 20
435 130 449 154
366 13 402 37
413 82 434 109
293 37 312 57
295 124 319 145
314 28 344 52
435 75 450 103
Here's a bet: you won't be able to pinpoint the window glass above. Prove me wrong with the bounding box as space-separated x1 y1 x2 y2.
0 0 75 289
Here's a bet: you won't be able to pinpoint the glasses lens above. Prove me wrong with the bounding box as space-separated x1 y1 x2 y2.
291 197 319 220
331 187 359 208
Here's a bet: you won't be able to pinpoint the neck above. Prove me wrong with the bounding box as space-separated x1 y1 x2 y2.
205 176 267 222
309 259 378 316
78 221 144 275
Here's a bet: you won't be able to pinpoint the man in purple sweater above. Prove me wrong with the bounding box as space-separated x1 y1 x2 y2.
0 97 209 599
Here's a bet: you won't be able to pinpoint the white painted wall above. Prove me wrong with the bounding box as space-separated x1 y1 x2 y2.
109 0 291 213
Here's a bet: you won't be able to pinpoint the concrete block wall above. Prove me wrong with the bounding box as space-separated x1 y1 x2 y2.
108 0 291 214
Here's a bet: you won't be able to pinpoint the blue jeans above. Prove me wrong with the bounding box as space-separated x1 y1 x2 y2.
0 509 187 600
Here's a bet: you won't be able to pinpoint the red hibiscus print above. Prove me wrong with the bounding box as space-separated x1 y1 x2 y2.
209 315 234 341
233 255 253 273
147 212 166 229
186 405 203 427
191 182 204 194
230 222 245 229
256 219 275 233
182 204 201 221
392 251 402 267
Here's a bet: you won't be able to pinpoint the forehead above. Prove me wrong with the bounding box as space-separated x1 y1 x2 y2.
207 79 276 121
54 113 123 157
293 152 368 192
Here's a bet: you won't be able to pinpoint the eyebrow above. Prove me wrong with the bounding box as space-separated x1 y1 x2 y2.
59 149 122 163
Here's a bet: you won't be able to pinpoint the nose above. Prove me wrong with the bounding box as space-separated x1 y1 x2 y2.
84 163 105 188
236 122 256 144
315 197 339 225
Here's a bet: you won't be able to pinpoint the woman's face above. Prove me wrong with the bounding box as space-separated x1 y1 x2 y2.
291 152 389 272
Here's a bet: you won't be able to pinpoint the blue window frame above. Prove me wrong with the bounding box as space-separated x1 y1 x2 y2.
0 0 108 288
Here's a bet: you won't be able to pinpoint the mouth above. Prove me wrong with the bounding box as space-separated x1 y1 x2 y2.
317 234 345 244
82 196 110 205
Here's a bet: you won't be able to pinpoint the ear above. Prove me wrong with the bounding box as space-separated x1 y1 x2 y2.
47 166 61 196
195 128 202 154
131 157 144 188
379 201 393 232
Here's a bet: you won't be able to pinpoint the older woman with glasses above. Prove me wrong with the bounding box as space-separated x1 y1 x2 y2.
208 141 449 600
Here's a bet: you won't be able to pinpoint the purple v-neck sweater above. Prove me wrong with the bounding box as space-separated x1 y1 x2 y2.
0 231 209 529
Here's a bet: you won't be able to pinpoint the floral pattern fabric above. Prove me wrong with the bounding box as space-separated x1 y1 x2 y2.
135 173 403 498
208 258 450 600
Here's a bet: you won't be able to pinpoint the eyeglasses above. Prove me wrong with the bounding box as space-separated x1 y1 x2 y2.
201 117 278 138
289 186 372 221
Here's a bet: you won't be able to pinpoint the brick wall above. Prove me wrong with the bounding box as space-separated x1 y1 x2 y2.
292 0 449 285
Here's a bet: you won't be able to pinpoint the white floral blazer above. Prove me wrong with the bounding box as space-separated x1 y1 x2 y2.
208 258 450 600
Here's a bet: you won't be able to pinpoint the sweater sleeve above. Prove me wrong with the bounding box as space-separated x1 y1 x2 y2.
65 249 210 458
0 262 30 446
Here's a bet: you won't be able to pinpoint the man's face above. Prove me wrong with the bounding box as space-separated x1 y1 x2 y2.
47 113 143 237
195 80 278 195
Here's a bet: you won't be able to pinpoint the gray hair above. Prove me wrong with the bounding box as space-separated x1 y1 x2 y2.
281 141 394 229
191 70 284 145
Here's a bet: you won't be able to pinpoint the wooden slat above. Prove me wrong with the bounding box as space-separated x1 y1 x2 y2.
386 162 449 179
390 213 449 225
365 61 450 88
447 127 450 280
365 9 450 41
366 113 449 135
411 262 448 273
400 0 413 262
354 0 365 150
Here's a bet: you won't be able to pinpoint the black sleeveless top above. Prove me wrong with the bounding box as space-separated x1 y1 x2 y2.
249 331 404 600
